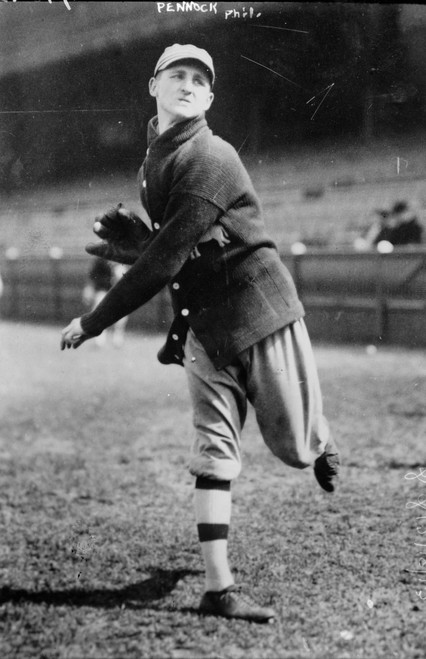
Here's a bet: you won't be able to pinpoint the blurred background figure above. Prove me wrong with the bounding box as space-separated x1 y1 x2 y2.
385 200 423 246
82 258 129 348
354 200 423 250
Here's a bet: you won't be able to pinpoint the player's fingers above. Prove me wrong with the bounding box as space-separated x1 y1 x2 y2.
116 206 135 224
61 332 85 350
85 242 112 259
97 203 124 229
222 227 231 244
72 335 87 349
93 222 114 239
60 334 74 350
60 330 72 349
94 214 119 234
85 242 138 265
61 318 85 350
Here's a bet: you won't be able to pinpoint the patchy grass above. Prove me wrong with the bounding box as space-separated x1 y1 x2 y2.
1 321 426 658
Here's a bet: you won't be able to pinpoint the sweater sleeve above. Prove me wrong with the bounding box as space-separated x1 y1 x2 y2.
171 138 251 210
80 194 222 336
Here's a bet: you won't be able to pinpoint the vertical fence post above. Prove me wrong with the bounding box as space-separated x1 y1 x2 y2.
291 253 304 301
287 243 307 302
49 247 64 321
292 253 300 294
375 251 388 343
5 248 20 319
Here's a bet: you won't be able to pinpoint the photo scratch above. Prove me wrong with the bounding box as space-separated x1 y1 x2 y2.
240 55 306 89
252 24 309 34
306 83 335 105
0 109 129 115
309 83 335 120
237 134 250 154
396 156 408 175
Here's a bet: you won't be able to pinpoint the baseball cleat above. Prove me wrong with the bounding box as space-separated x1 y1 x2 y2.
199 585 275 623
314 439 340 492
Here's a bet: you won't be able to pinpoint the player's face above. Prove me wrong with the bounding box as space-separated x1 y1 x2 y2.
149 62 214 129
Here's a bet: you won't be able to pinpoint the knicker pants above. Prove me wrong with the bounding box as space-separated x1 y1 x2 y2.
184 319 330 481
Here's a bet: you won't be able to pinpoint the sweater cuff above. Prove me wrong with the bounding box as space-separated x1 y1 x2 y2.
80 311 105 337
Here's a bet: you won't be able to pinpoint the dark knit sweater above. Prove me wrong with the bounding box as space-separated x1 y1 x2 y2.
81 115 304 369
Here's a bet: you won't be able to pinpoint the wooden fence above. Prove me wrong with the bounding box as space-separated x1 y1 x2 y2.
1 248 425 347
286 247 426 347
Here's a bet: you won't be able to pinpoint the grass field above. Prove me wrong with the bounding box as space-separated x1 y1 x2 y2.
1 321 426 659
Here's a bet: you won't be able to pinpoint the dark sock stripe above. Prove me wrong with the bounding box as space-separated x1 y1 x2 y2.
195 477 231 492
197 523 229 542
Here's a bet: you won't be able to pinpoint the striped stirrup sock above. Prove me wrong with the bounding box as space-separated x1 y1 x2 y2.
195 477 234 593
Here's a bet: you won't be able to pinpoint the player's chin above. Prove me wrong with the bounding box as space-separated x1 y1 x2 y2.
172 107 199 122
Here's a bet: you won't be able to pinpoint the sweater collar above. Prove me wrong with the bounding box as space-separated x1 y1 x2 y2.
147 115 208 148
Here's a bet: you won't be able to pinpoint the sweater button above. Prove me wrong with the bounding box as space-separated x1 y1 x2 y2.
181 309 189 316
142 180 147 188
172 282 180 290
172 334 179 340
153 222 160 230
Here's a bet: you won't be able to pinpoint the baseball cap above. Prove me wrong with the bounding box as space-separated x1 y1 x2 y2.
154 44 215 86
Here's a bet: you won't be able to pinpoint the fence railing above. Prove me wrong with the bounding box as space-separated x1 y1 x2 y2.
0 253 174 333
1 248 425 346
284 247 426 346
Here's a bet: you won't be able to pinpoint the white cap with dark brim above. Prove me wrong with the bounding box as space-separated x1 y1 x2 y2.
154 44 215 86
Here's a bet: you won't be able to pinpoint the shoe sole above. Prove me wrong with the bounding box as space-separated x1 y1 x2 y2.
199 608 275 623
314 455 340 492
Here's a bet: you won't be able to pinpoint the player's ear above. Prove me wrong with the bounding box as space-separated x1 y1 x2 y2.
149 77 158 97
205 91 214 111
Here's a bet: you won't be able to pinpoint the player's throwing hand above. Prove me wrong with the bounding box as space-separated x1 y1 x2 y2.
60 317 89 350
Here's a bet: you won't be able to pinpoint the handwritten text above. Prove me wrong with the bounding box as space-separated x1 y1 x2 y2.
405 468 426 602
6 0 71 10
156 3 262 19
157 2 218 12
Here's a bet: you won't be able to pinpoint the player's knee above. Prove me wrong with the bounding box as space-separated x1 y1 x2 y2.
189 455 241 481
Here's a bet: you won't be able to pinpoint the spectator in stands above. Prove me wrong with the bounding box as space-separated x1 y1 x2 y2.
354 201 423 250
382 201 423 246
82 258 128 347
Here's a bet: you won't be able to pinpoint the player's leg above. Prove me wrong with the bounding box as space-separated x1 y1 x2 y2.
194 476 234 593
184 327 244 595
244 319 339 491
184 329 275 622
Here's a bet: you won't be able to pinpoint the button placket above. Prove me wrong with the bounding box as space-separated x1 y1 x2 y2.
140 160 151 218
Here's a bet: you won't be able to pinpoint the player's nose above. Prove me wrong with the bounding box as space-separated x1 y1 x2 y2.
180 77 194 94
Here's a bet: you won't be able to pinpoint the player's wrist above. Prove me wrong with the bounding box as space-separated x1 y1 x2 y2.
80 313 103 338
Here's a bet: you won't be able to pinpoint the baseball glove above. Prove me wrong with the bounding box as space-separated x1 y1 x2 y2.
85 203 152 265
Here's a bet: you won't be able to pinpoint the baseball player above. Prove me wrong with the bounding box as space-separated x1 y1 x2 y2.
61 44 340 623
82 258 129 347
